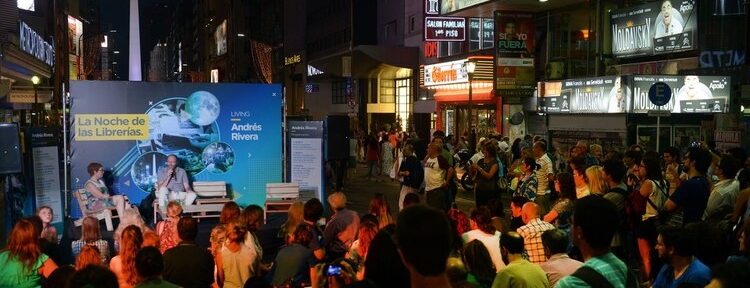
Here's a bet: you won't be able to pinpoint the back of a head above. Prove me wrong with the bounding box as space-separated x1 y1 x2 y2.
718 156 740 179
219 201 241 224
573 196 618 250
541 229 569 255
687 147 711 174
500 232 525 254
303 198 324 222
177 216 198 241
710 260 750 288
242 205 264 231
522 202 540 220
402 192 420 208
463 240 496 283
135 246 164 279
365 228 410 288
602 159 626 183
292 222 315 247
328 192 347 211
510 196 530 210
396 205 452 276
44 265 75 288
69 264 119 288
470 206 495 234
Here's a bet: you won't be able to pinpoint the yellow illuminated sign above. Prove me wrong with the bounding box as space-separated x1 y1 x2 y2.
75 114 149 141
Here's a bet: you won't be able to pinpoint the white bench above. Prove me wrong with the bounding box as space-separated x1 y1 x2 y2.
153 181 229 223
265 183 300 222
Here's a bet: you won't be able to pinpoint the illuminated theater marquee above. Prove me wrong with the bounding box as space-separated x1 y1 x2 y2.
19 21 55 66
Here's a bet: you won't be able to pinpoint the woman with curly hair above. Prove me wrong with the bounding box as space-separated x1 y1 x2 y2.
0 219 58 287
369 193 394 229
210 201 242 255
109 225 143 288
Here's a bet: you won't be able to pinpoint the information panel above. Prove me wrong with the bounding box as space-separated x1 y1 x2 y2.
288 121 324 201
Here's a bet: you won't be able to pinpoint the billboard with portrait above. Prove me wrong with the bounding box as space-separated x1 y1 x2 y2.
611 0 698 58
540 76 631 113
631 75 731 113
70 81 282 217
494 11 535 93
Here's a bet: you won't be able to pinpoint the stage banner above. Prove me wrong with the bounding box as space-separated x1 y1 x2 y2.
631 75 731 113
288 121 324 201
540 76 631 114
70 81 282 217
611 0 698 58
28 127 63 236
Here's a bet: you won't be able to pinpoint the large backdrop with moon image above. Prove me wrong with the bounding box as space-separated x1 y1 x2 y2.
70 81 281 217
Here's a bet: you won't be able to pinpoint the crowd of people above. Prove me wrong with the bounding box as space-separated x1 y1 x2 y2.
3 129 750 288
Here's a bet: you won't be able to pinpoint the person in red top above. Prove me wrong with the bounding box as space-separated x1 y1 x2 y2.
156 201 182 253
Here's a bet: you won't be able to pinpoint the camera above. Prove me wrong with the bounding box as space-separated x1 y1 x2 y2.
325 264 342 277
690 141 701 148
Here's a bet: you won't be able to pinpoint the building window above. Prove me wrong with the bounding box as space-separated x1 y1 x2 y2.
437 42 463 58
409 15 416 32
380 79 395 103
395 78 412 131
384 21 396 40
332 80 347 104
469 18 494 52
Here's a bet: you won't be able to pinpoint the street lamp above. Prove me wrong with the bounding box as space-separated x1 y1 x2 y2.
31 75 41 125
465 60 476 151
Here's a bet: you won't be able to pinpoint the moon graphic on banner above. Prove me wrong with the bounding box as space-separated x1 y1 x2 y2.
185 91 220 126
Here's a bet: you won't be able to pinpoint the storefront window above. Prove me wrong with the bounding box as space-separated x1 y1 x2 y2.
380 79 395 103
438 42 463 58
396 78 412 131
537 6 597 79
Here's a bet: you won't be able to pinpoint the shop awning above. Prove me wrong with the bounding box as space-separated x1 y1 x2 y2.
434 86 494 103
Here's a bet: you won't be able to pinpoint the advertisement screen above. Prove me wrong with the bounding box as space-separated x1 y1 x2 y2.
631 75 731 113
441 0 491 14
540 76 631 113
215 20 227 56
611 0 698 58
70 81 282 217
494 11 534 57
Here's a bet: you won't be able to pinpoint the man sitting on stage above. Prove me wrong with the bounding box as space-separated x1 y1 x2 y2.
156 155 197 213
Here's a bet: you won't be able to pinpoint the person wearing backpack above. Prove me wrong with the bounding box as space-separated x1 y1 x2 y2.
602 160 629 259
634 156 669 282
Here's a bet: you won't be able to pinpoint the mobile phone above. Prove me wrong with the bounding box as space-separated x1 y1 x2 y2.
326 264 342 276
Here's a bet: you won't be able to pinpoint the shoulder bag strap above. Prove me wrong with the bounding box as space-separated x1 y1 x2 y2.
571 266 615 288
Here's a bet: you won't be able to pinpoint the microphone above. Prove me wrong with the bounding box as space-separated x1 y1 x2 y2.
170 171 176 180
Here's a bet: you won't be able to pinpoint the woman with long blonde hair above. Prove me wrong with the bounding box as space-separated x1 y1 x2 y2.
109 225 144 288
0 219 58 287
585 165 609 195
278 201 304 244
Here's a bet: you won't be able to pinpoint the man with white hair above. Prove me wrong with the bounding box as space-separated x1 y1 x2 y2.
323 192 359 260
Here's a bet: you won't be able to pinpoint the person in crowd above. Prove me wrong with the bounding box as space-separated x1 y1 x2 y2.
539 229 583 287
242 205 265 268
727 224 750 263
424 143 452 211
556 196 631 288
217 222 256 288
601 159 629 257
134 246 179 288
37 206 57 244
396 205 453 288
44 265 75 288
364 226 410 288
369 193 394 229
462 207 505 272
27 215 61 266
570 157 591 199
434 136 457 208
270 223 317 286
402 192 420 209
705 260 750 288
665 147 712 227
110 225 144 288
509 148 532 191
324 192 360 261
347 220 378 273
515 157 539 201
589 144 604 164
279 201 304 244
463 240 497 288
585 166 608 195
398 144 423 210
365 135 381 181
300 198 326 261
114 207 151 251
663 146 684 195
448 208 471 253
704 156 740 222
634 155 669 281
469 138 488 165
533 141 554 214
492 231 549 288
84 162 127 219
576 140 599 167
75 245 103 270
72 216 109 264
142 230 160 250
69 264 119 288
210 201 242 255
155 201 182 253
472 143 501 209
509 196 530 231
651 226 711 288
543 172 575 229
624 150 644 179
517 202 556 264
163 216 214 288
0 219 58 287
510 138 522 162
381 134 395 181
155 155 197 212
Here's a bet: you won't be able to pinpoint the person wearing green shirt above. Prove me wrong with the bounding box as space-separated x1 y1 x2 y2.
0 219 58 288
491 232 550 288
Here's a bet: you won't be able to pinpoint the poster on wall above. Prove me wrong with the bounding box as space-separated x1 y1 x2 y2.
494 11 535 93
551 130 626 156
631 75 731 113
540 76 631 113
441 0 490 14
70 81 281 217
611 0 698 58
288 121 324 201
68 16 83 80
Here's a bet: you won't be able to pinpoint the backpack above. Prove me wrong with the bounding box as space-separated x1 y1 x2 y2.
623 184 646 230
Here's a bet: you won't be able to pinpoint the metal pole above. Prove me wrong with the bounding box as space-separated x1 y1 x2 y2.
62 84 69 215
656 116 661 152
468 74 473 139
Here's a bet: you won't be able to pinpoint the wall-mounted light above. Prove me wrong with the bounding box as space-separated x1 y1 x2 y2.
237 33 245 37
581 30 590 40
31 75 40 85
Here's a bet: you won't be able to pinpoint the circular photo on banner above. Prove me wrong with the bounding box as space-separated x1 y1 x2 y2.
202 142 235 174
131 151 168 192
138 97 221 175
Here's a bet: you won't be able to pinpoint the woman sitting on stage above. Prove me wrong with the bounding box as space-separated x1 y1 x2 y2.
83 162 126 218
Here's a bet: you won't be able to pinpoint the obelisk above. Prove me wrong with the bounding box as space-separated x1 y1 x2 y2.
129 0 142 81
